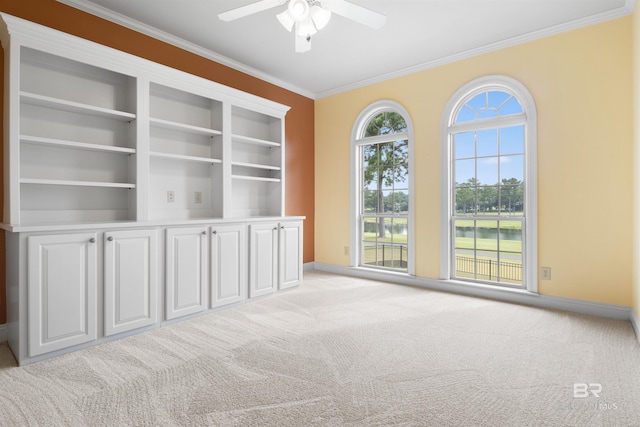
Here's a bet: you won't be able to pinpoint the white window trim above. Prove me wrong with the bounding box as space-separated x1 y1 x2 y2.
351 100 415 275
440 75 538 292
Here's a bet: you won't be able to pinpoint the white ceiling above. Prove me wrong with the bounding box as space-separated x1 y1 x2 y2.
59 0 632 98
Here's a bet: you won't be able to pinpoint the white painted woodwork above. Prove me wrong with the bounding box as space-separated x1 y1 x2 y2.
0 15 304 365
165 227 208 320
250 220 303 297
1 14 289 227
27 233 97 357
279 220 304 290
104 229 157 336
210 224 246 308
249 222 279 298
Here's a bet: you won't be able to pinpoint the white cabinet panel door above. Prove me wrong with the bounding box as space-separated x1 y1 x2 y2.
104 229 158 336
27 233 97 357
279 221 303 290
166 227 208 320
249 223 278 298
210 224 246 308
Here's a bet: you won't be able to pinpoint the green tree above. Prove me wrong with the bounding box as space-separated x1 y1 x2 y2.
383 191 408 213
500 178 523 213
455 183 474 214
362 112 408 238
478 186 498 213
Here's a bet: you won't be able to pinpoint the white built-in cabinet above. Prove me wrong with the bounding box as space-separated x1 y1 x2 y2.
249 220 304 298
165 227 209 320
210 224 247 308
0 14 304 365
279 220 304 290
104 229 157 336
27 233 98 357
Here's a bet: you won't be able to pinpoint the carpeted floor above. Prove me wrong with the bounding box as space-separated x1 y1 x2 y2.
0 270 639 426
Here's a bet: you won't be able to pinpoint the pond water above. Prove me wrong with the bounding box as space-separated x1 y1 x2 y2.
456 226 521 241
364 221 408 235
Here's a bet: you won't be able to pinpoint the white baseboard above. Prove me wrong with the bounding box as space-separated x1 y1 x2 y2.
631 310 640 343
303 262 316 272
312 263 634 323
0 324 6 343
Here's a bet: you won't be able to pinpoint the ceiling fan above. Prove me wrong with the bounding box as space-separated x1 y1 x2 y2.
218 0 387 53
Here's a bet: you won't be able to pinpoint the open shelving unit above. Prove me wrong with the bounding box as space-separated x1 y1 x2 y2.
17 46 138 224
229 106 284 217
2 15 290 228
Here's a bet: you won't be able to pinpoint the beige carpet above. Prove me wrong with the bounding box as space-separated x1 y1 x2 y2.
0 271 639 426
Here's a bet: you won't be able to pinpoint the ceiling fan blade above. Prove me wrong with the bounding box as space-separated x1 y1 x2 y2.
324 0 386 29
218 0 285 21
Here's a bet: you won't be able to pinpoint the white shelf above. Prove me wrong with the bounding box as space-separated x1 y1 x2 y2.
231 175 281 183
21 178 136 189
150 117 222 137
20 91 136 121
232 134 280 148
20 135 135 154
232 161 280 171
150 152 222 165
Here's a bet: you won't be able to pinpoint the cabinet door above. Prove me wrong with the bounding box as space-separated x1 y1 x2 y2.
249 222 279 298
27 233 97 357
279 221 303 290
104 229 157 336
210 224 247 308
165 227 208 320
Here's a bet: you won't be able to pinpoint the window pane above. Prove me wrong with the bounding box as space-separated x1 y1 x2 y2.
477 157 499 185
500 155 524 182
454 132 475 159
455 159 475 184
393 190 409 213
363 189 378 213
455 185 476 215
488 91 510 109
477 129 498 157
499 96 523 115
499 185 524 215
478 185 498 213
467 92 486 111
454 219 475 279
500 125 524 155
498 220 522 285
455 105 476 123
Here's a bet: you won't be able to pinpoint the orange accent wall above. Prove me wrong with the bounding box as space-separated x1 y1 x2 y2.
0 0 316 324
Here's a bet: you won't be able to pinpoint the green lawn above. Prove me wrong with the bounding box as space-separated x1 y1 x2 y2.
454 236 521 253
454 218 522 229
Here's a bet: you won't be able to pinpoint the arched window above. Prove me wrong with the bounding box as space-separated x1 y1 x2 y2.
351 101 414 274
441 76 537 291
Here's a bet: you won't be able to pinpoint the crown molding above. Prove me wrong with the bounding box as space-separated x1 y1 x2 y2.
57 0 633 100
56 0 315 99
315 0 635 98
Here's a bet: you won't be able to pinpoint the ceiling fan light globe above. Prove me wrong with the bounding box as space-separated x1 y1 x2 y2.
288 0 310 21
310 5 331 30
276 10 295 31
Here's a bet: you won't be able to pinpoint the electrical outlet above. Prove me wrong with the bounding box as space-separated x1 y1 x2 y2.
344 246 350 256
194 191 202 204
167 190 175 203
540 267 551 280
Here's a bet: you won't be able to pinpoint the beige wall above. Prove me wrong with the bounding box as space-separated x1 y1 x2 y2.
316 17 633 306
633 6 640 318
